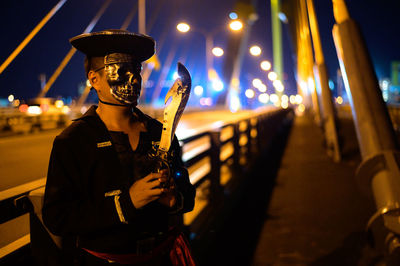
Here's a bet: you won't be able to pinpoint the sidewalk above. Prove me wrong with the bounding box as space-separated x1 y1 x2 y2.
251 114 383 265
195 113 382 265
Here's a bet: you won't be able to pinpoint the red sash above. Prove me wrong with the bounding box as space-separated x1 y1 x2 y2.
82 232 196 265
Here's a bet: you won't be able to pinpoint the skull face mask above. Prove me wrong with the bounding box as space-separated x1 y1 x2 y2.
104 53 142 105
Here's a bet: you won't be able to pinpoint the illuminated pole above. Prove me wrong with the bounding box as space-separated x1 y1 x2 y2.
306 0 341 162
332 0 400 261
271 0 283 88
0 0 67 75
299 0 321 124
38 0 111 98
138 0 146 34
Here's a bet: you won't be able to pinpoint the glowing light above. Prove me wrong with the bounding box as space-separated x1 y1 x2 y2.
245 89 255 99
86 79 91 87
336 96 343 105
328 80 334 90
273 80 282 88
257 84 267 93
40 104 49 112
382 80 389 90
12 99 20 107
300 81 307 91
295 94 303 104
55 100 64 108
229 12 238 20
281 95 289 102
61 105 70 114
270 93 279 103
278 12 288 23
260 60 271 71
252 78 262 88
19 104 28 113
173 71 180 80
231 78 240 87
229 95 241 112
8 94 14 102
212 47 224 57
208 69 218 80
308 77 315 90
80 106 88 114
194 85 204 96
200 97 212 106
289 95 296 104
177 23 190 33
276 85 284 92
274 101 281 107
249 45 261 56
268 71 278 81
229 20 243 31
273 80 284 92
27 106 42 115
281 101 289 109
298 103 305 113
258 93 269 104
212 79 224 91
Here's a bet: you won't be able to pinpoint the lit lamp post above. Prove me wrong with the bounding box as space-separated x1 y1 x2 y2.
177 20 242 96
249 45 262 56
260 60 271 71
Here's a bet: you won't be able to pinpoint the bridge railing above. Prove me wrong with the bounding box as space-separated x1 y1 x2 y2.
0 107 294 263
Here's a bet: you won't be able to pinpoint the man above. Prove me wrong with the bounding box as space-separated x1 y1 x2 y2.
42 29 196 265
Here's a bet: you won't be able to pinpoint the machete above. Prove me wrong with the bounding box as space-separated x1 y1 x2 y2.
152 62 191 185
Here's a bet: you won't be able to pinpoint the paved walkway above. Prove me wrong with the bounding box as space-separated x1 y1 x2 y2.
195 113 382 265
251 114 383 265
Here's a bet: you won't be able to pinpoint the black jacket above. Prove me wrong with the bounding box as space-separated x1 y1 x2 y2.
42 105 195 253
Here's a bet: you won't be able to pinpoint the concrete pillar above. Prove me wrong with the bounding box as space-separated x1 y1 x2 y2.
306 0 341 162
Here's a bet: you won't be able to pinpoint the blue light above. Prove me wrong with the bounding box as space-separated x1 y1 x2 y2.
172 71 180 80
328 80 334 90
229 12 238 20
175 171 182 179
211 79 224 91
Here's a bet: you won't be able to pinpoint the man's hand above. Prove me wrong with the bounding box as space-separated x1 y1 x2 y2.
158 174 177 208
129 171 168 209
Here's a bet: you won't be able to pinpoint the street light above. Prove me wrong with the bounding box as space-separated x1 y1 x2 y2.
177 22 190 33
245 88 255 98
268 71 278 81
249 45 261 56
229 20 243 31
252 78 262 88
260 60 271 71
177 21 242 96
212 47 224 57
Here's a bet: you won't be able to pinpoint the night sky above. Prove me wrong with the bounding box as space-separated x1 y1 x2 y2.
0 0 399 105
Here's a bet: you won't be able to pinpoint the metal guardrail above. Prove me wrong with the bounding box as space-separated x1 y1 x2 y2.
0 107 293 262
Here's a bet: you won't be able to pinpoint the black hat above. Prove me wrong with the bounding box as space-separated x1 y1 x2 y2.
70 29 155 62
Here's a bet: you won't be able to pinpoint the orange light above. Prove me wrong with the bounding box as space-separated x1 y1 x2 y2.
19 104 28 113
